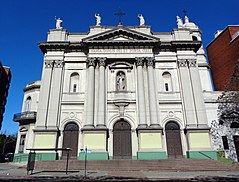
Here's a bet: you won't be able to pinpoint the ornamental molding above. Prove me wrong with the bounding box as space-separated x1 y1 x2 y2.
87 57 96 67
177 59 197 67
54 60 64 68
188 59 197 67
145 57 155 67
44 60 64 68
45 60 54 68
97 57 107 67
135 57 144 67
177 59 187 67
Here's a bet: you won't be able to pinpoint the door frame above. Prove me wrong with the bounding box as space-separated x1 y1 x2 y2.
62 122 79 158
165 121 183 158
113 119 132 159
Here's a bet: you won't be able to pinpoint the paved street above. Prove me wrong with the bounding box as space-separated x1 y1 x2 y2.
0 162 239 181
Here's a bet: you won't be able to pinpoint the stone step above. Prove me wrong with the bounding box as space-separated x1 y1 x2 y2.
34 159 237 172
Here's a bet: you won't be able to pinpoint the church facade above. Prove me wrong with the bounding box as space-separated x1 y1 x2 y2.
14 16 218 161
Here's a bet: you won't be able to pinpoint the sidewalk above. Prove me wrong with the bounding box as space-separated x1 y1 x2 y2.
0 162 239 181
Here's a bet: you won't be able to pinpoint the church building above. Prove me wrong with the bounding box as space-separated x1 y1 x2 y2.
13 15 218 161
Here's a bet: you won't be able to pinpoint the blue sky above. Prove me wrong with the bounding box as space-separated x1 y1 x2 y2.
0 0 238 134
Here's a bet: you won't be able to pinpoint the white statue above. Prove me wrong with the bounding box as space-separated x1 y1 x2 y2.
55 18 63 29
95 14 101 26
184 16 189 24
116 72 126 91
138 14 145 26
176 16 183 28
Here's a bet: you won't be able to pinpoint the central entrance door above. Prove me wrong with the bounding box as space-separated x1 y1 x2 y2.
113 120 132 159
62 122 79 158
165 121 183 158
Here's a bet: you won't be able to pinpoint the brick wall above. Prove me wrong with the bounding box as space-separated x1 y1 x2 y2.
207 26 239 91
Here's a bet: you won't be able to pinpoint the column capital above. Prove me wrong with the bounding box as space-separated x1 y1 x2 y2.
135 57 144 67
54 60 64 68
188 59 197 67
177 59 188 67
45 60 54 68
87 57 96 67
146 57 155 67
98 57 107 67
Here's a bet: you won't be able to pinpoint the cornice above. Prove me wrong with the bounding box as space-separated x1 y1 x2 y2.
38 41 84 54
23 85 40 92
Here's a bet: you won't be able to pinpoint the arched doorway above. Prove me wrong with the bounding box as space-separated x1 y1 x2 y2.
113 120 132 159
165 121 183 158
62 122 79 158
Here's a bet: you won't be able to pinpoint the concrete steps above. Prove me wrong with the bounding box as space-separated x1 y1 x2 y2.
34 158 238 172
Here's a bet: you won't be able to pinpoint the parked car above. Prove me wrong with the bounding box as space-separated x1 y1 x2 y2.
4 153 14 162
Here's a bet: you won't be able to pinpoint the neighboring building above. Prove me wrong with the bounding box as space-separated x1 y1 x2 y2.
0 62 11 130
14 16 218 162
207 26 239 162
207 25 239 91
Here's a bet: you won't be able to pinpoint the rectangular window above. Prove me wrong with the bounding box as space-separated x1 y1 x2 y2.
73 84 77 93
165 83 169 91
222 136 229 150
19 135 26 153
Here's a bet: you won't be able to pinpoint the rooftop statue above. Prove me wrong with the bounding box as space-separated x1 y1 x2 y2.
55 17 63 29
184 16 189 24
176 16 183 28
138 14 145 26
183 15 198 29
95 13 101 26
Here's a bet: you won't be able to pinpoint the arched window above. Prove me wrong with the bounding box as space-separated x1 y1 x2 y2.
25 96 31 112
116 71 126 91
192 36 198 41
162 72 172 92
70 73 79 93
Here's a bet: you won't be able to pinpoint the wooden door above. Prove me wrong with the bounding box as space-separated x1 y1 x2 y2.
233 136 239 161
165 121 183 158
113 120 132 159
62 122 79 158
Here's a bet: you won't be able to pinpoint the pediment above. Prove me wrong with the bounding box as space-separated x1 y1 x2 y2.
82 27 160 45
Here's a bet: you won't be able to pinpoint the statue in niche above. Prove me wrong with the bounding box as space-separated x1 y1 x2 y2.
55 17 63 29
138 14 145 26
95 13 101 26
116 72 126 91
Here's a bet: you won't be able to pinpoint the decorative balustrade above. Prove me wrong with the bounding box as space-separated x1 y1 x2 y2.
13 111 37 122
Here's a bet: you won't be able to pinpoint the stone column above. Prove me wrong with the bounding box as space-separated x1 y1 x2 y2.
146 57 159 127
97 57 106 128
177 59 197 128
188 59 208 127
136 57 147 127
85 57 96 128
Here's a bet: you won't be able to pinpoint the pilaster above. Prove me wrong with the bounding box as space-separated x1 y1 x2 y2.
135 57 147 128
146 57 160 128
188 59 208 127
84 57 96 128
177 59 197 128
97 57 107 128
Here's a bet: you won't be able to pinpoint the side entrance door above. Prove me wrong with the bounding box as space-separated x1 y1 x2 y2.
113 120 132 159
165 121 183 158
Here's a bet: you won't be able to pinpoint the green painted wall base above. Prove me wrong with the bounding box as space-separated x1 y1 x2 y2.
13 153 57 162
137 152 167 160
186 151 218 160
78 152 109 160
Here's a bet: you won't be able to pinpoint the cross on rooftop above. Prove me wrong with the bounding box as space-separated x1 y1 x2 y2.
114 9 125 25
183 9 187 16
